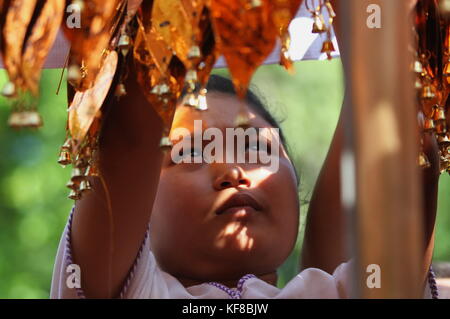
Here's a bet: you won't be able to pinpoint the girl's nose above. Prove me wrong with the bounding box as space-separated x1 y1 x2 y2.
213 166 251 190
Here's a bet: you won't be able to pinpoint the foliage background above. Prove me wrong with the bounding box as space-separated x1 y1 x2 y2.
0 59 448 298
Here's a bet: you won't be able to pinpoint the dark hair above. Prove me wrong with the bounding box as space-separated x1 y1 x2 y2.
203 74 300 185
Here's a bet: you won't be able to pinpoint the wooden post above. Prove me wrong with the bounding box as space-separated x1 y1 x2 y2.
340 0 424 298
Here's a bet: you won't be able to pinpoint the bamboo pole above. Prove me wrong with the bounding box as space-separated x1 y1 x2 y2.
340 0 424 298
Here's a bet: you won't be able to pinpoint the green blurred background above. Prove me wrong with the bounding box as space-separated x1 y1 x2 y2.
0 59 449 298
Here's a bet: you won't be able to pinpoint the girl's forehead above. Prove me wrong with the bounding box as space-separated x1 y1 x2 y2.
171 92 271 132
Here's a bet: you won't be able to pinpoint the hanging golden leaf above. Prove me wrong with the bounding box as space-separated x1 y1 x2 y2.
152 0 207 69
1 0 37 95
134 7 185 127
63 0 125 91
68 50 118 148
210 0 278 98
22 0 65 96
271 0 302 73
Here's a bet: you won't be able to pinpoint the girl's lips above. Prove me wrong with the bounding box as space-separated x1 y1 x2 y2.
215 193 263 215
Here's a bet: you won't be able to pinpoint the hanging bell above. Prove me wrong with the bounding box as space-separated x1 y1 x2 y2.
2 81 16 98
423 118 435 131
185 70 198 83
187 45 201 61
115 83 127 97
71 167 86 183
68 189 82 200
159 136 173 150
413 60 423 74
151 83 170 95
435 120 447 134
195 88 208 111
183 93 198 108
118 34 131 56
79 179 92 193
433 107 446 121
8 110 43 129
438 133 450 147
312 14 327 33
68 188 81 200
67 64 82 87
58 149 72 166
66 179 79 190
418 151 431 169
321 40 335 60
85 164 99 177
421 84 436 100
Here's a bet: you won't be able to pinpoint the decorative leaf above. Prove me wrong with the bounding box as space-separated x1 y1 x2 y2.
68 50 118 147
63 0 124 90
1 0 37 93
22 0 65 96
210 0 278 97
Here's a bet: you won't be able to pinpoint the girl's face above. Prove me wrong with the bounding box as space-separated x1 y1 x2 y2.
149 92 299 284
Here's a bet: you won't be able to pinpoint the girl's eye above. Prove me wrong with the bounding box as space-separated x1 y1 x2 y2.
179 147 202 159
245 140 271 154
246 143 259 152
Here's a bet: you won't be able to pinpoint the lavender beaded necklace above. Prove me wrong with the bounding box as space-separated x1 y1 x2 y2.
207 274 257 299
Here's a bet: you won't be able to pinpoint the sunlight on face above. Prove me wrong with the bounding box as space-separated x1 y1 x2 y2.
215 222 255 251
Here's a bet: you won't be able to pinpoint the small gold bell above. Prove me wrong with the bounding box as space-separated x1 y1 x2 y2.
118 34 131 56
421 85 436 100
68 189 81 200
433 107 446 121
58 149 72 166
71 167 86 183
438 133 450 147
413 60 423 74
187 46 201 60
321 40 335 60
66 179 79 190
159 136 173 150
151 83 170 95
2 81 16 98
435 120 447 134
115 83 127 97
195 88 208 111
79 179 92 193
423 118 435 131
85 163 99 177
8 110 43 129
67 64 82 87
185 70 198 83
418 151 431 169
312 14 327 33
183 93 198 108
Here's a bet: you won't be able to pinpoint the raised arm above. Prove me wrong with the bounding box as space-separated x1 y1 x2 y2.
300 0 439 288
60 62 165 298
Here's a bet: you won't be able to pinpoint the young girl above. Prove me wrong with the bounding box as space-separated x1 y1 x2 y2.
49 66 440 298
50 0 440 299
